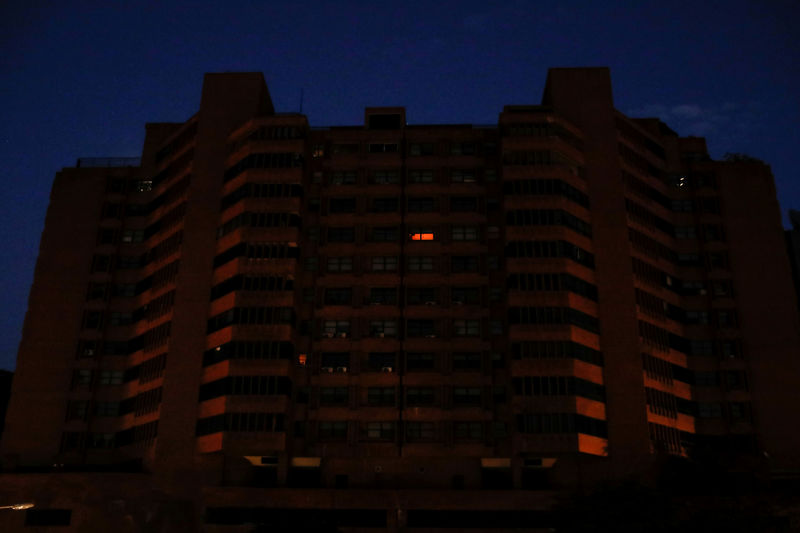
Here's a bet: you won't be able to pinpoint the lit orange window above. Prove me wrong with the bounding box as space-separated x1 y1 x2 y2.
298 354 307 366
411 233 434 241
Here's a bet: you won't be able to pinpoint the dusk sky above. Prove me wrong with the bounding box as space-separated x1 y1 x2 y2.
0 0 798 371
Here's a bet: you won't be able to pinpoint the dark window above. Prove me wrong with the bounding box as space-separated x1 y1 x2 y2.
407 287 437 305
406 387 436 406
368 352 396 371
450 196 478 212
407 319 436 337
408 197 437 212
369 287 397 305
327 227 355 242
407 352 435 371
325 288 353 305
371 197 399 213
320 387 349 406
329 198 356 213
451 256 478 273
367 387 396 406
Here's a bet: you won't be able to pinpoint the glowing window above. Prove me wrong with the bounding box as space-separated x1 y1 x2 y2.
411 233 434 241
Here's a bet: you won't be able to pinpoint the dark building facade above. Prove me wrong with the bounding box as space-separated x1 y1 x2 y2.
2 68 799 531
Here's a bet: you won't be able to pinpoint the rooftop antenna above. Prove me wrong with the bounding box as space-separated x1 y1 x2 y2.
299 88 304 113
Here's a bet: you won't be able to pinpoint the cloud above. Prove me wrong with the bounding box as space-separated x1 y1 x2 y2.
626 101 767 159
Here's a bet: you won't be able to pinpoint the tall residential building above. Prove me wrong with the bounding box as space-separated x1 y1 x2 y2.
1 68 799 531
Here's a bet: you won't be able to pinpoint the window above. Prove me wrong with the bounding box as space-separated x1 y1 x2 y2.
451 169 477 183
407 319 436 337
450 196 478 212
112 283 136 298
327 227 355 242
312 144 325 158
329 198 356 213
371 170 399 184
368 352 396 371
371 197 399 212
133 180 153 193
88 432 115 449
453 387 482 405
304 257 318 272
319 421 348 439
407 352 435 371
490 321 504 335
409 256 434 271
332 144 359 156
364 422 395 440
91 254 113 272
327 256 353 272
408 170 434 183
324 288 352 305
320 387 349 406
370 227 399 242
72 370 93 388
409 227 436 241
95 401 120 416
451 287 479 304
86 283 108 301
453 320 480 337
108 312 133 326
330 170 357 185
368 387 396 406
370 320 397 337
451 143 476 155
121 229 145 243
697 402 723 418
694 371 718 386
452 226 479 241
685 311 709 325
675 226 697 239
97 227 117 245
408 197 437 212
407 287 437 305
453 352 481 370
454 421 483 439
82 311 103 330
66 400 88 420
451 256 477 272
368 143 398 153
372 256 398 271
369 287 397 305
406 387 436 406
98 370 124 385
489 287 503 302
322 320 350 337
409 143 434 156
406 421 436 440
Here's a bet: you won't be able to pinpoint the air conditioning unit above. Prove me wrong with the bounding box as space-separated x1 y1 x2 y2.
453 301 464 305
321 367 334 373
339 332 348 338
323 332 335 338
374 465 383 473
381 366 393 373
335 366 348 373
425 334 437 338
377 332 385 338
425 301 436 306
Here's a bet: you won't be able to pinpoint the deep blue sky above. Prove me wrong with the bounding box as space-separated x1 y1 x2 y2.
1 0 798 371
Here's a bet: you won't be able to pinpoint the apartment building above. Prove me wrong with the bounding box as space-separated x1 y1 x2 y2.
1 68 798 531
